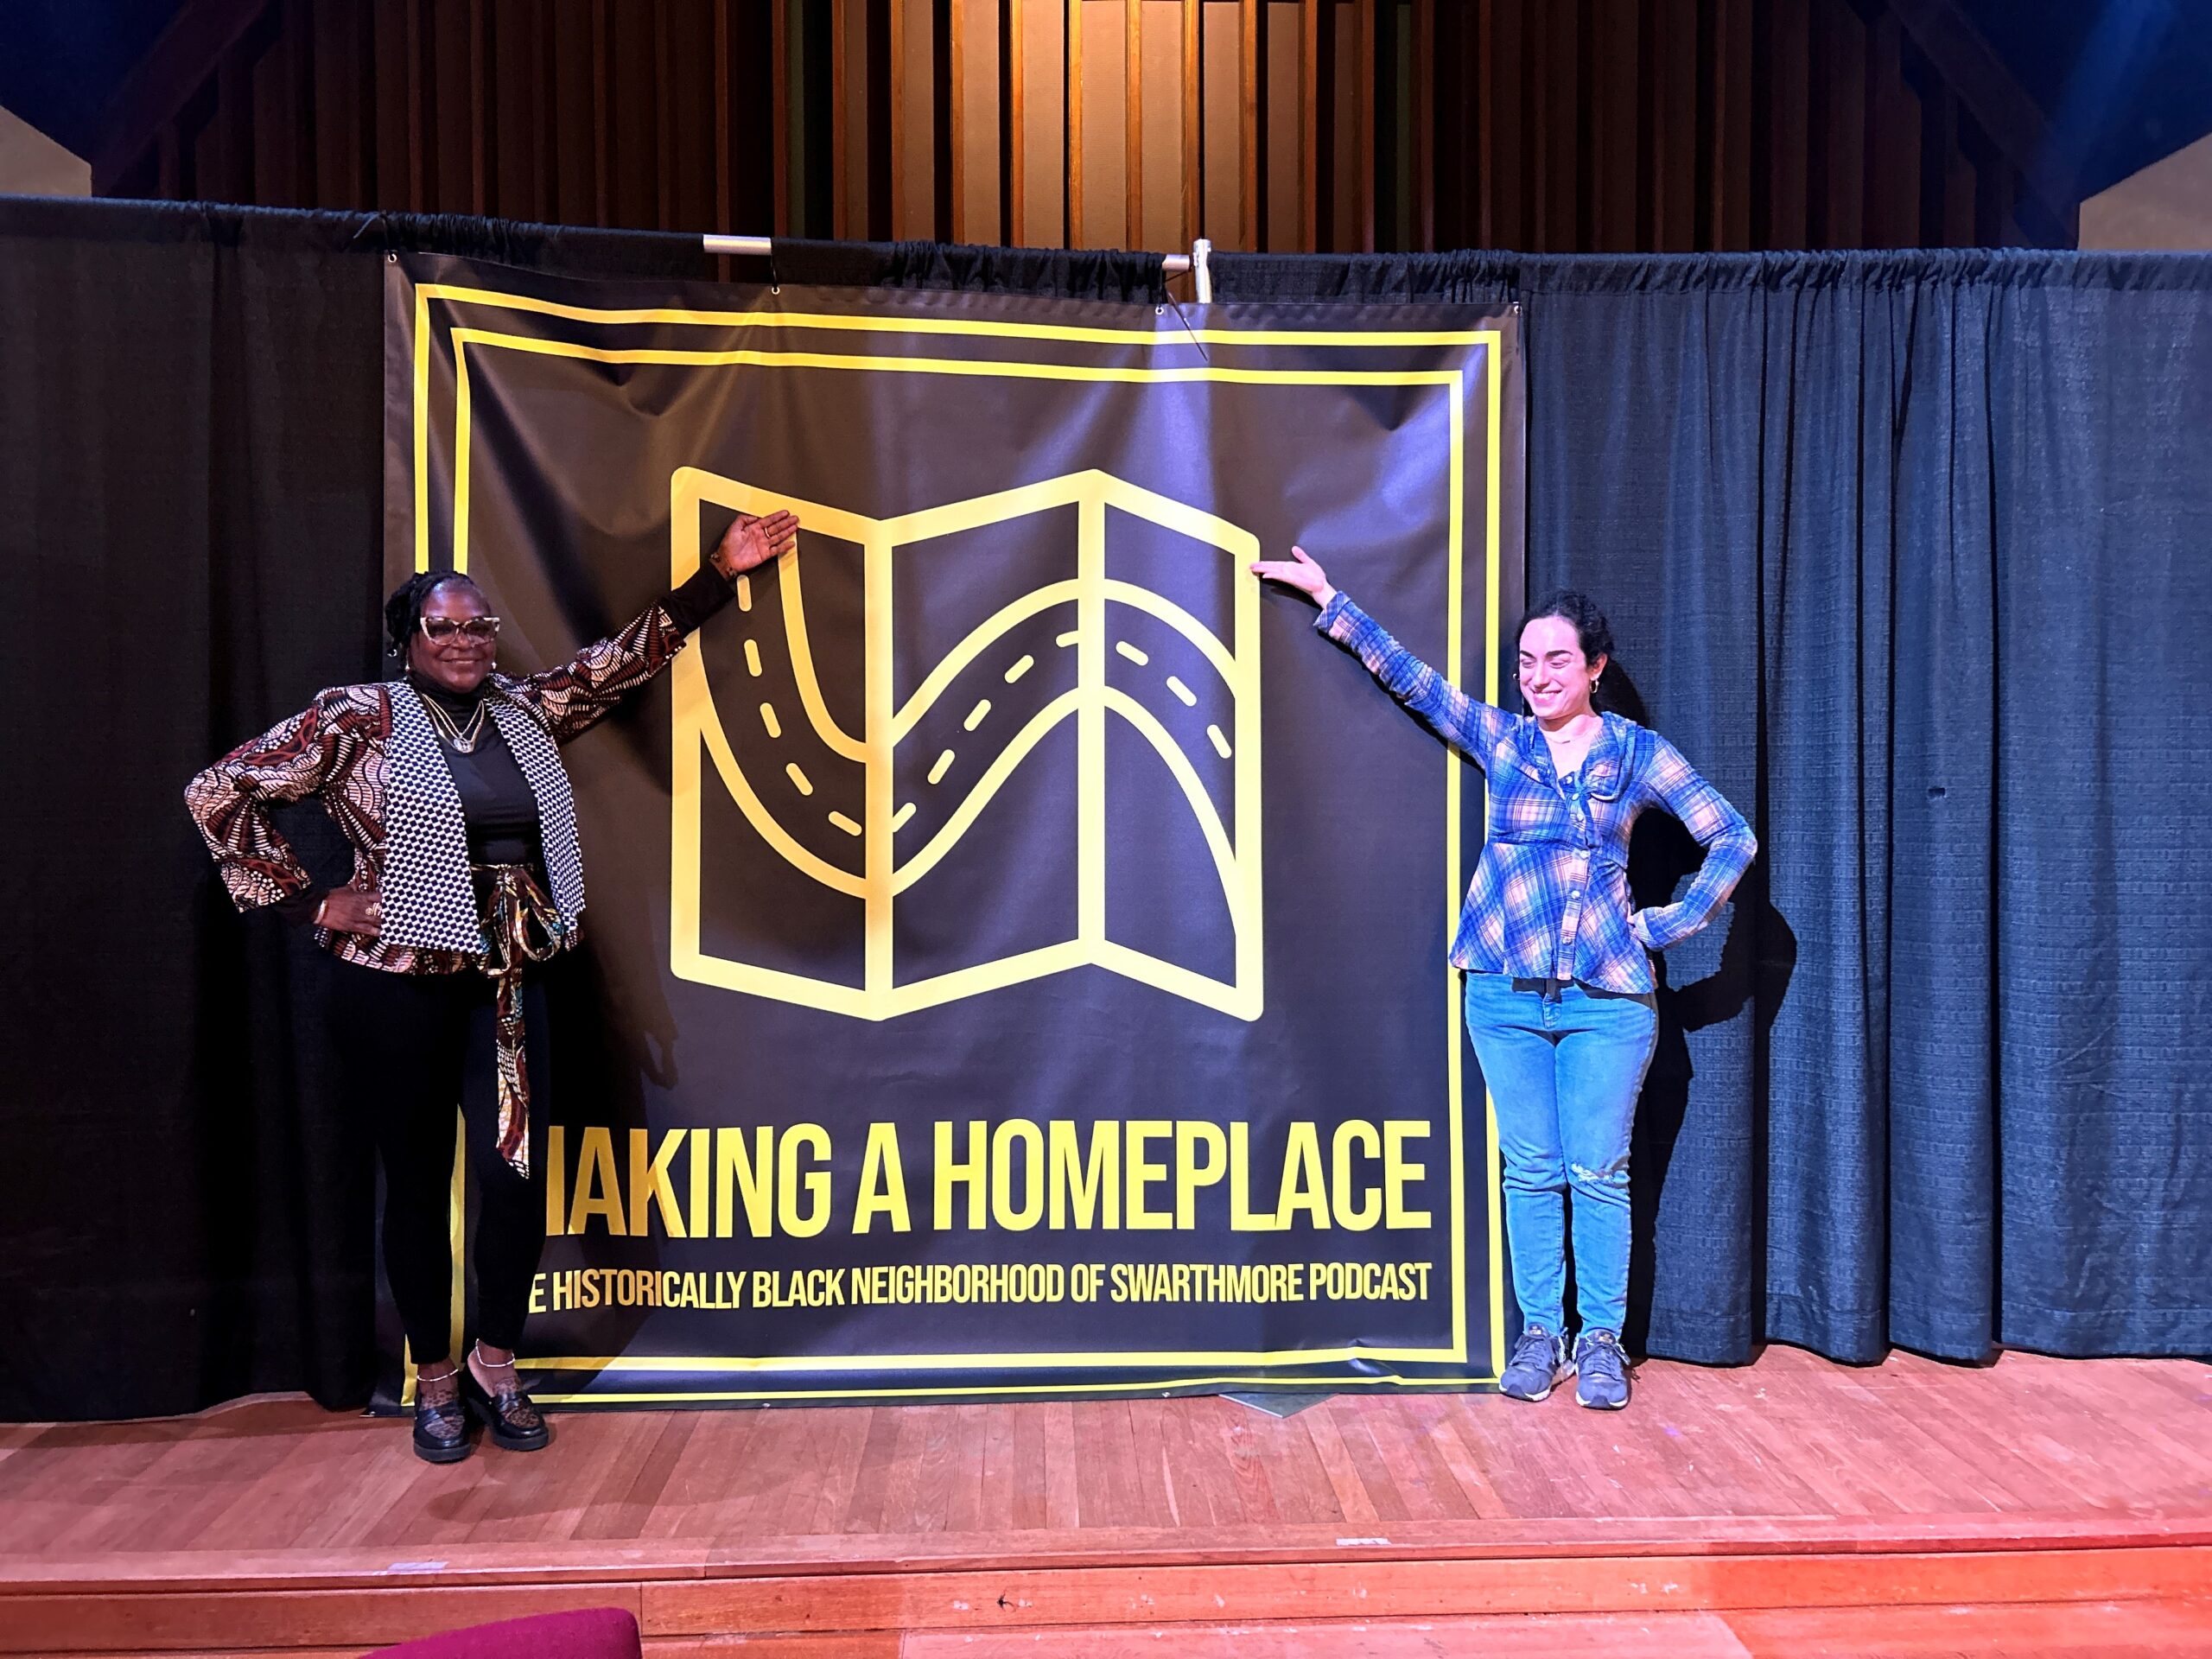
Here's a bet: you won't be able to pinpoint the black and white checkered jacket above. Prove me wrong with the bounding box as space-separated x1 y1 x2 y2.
187 572 729 974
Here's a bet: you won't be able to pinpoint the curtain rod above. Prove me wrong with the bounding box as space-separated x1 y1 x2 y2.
701 234 1214 303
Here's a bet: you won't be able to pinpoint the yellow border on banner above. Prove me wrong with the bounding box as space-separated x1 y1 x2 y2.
541 1373 1494 1406
409 283 1510 1394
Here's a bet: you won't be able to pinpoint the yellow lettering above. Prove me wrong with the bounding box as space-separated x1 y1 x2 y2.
779 1124 832 1237
1125 1120 1171 1230
854 1122 912 1234
544 1125 566 1236
1049 1120 1120 1229
1230 1122 1282 1230
991 1119 1045 1230
715 1126 773 1238
688 1128 710 1241
1175 1121 1228 1228
1331 1121 1382 1230
1274 1122 1331 1229
934 1119 988 1229
628 1128 690 1239
568 1126 626 1236
1384 1121 1432 1227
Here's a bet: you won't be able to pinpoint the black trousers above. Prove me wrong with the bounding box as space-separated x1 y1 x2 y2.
329 958 550 1366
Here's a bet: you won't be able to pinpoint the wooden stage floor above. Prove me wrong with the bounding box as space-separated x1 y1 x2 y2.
2 1346 2208 1657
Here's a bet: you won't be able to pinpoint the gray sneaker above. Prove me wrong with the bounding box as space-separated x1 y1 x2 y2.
1573 1328 1630 1409
1499 1325 1571 1402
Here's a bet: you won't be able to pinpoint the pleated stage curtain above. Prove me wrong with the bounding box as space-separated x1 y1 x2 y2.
1 199 2204 1420
1513 253 2212 1366
1214 248 2212 1364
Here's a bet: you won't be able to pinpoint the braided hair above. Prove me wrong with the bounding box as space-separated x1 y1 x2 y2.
383 570 483 658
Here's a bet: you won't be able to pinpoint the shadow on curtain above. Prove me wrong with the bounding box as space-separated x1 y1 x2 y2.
1217 248 2212 1364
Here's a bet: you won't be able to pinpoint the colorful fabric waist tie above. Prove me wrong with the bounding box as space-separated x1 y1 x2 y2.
472 862 573 1178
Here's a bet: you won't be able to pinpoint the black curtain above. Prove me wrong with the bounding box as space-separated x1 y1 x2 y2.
2 200 2205 1421
0 200 727 1421
1 200 378 1421
0 200 1193 1421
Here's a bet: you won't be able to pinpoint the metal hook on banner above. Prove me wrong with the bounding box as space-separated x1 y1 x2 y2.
702 232 778 292
1158 238 1212 303
701 233 1213 304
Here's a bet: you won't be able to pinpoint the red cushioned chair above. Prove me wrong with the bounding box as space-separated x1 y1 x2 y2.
365 1607 641 1659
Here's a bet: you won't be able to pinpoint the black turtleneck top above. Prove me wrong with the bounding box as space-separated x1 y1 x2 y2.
281 567 735 925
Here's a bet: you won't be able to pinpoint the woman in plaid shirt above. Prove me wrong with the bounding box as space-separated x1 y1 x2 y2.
1253 547 1756 1410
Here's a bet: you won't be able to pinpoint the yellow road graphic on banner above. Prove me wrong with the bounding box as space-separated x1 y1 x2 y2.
668 465 1263 1023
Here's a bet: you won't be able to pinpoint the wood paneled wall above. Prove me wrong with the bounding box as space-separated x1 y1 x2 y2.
97 0 2070 252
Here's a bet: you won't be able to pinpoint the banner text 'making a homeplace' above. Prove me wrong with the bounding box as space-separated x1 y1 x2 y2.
543 1118 1440 1239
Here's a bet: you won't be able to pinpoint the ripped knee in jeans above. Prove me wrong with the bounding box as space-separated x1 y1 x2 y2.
1567 1160 1630 1195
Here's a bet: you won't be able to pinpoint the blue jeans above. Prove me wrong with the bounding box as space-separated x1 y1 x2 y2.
1464 973 1657 1337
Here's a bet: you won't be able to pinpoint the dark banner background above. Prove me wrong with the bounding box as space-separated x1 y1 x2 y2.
379 257 1518 1402
3 199 2208 1421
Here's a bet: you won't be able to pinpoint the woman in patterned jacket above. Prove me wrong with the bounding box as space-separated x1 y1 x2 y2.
187 508 798 1462
1251 545 1755 1412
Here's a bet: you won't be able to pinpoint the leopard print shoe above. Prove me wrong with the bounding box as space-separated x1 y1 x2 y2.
460 1357 550 1452
412 1389 474 1464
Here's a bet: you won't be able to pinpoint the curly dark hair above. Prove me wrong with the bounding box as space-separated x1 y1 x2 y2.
1516 588 1618 709
383 569 484 658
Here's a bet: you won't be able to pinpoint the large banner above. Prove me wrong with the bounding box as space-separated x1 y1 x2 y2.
381 256 1522 1407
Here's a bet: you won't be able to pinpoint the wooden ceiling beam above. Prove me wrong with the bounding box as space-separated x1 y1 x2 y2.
88 0 274 193
1885 0 2079 239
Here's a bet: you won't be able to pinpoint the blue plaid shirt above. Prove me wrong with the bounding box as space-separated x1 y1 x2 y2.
1319 593 1757 994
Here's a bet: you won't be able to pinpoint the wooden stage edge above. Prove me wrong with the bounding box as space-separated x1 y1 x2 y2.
3 1349 2209 1655
8 1522 2212 1656
10 1522 2212 1657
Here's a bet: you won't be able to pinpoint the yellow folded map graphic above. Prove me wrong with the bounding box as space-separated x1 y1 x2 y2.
669 466 1263 1021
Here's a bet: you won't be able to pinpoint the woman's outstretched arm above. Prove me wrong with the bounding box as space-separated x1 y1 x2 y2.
507 509 799 744
1251 544 1514 763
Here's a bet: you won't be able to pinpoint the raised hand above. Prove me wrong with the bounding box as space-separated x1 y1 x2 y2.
1248 544 1337 609
710 509 802 580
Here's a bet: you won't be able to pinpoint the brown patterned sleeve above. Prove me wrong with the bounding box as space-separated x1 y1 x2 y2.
502 599 696 745
184 690 365 912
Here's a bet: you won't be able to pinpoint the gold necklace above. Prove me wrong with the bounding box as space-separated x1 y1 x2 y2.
422 691 492 753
